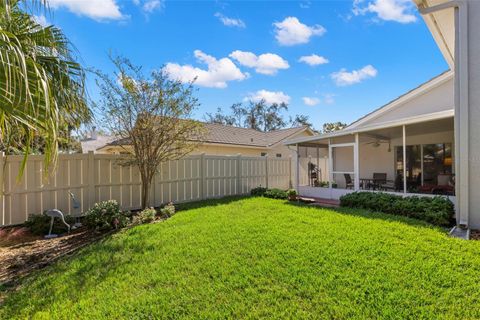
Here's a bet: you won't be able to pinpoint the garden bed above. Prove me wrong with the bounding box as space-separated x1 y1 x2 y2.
0 226 109 288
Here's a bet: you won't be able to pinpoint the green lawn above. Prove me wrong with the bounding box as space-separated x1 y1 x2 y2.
2 197 480 319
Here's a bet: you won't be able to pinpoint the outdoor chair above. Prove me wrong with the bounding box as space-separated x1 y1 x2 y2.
344 174 354 189
370 172 387 190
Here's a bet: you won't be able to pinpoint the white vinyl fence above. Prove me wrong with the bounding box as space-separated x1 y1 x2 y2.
0 152 292 226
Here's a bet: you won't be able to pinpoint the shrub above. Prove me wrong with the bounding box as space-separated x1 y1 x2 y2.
287 189 298 197
25 213 75 236
160 202 176 218
84 200 130 231
264 188 288 200
339 192 454 226
137 207 157 224
319 181 338 188
250 187 267 197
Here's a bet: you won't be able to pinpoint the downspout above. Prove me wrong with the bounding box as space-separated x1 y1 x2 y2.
419 0 469 227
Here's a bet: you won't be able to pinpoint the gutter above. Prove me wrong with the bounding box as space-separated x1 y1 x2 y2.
418 0 469 227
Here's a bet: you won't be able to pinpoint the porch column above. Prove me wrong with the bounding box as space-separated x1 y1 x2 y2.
328 139 333 191
354 133 360 191
295 144 300 191
402 125 407 194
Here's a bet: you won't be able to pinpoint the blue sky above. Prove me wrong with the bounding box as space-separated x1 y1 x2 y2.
40 0 448 128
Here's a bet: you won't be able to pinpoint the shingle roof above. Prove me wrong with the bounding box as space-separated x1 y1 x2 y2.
102 123 310 150
201 123 309 147
81 135 116 153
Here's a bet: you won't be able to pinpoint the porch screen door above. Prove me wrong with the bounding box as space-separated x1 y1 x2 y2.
328 143 357 190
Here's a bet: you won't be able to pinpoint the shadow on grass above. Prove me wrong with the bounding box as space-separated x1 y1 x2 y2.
284 201 450 232
175 195 250 211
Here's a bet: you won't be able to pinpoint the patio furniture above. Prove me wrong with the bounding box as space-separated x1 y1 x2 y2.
360 178 371 190
366 173 387 190
344 174 354 189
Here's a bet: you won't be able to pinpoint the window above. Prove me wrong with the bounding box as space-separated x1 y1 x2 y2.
276 153 282 158
395 143 453 185
261 152 267 157
423 143 452 184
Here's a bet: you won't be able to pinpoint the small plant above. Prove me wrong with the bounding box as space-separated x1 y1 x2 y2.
250 187 267 197
264 188 288 200
25 213 75 236
160 202 176 218
319 181 338 188
137 207 157 224
84 200 130 231
286 189 298 201
339 192 454 226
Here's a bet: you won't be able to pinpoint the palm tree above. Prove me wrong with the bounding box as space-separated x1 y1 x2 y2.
0 0 90 176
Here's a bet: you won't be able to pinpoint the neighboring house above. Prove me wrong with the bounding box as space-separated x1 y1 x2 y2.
97 122 315 158
287 0 480 232
80 127 115 153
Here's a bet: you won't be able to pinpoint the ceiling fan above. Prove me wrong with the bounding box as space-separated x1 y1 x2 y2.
365 139 391 152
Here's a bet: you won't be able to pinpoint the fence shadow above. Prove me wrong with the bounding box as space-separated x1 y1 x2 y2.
284 201 450 231
174 195 250 211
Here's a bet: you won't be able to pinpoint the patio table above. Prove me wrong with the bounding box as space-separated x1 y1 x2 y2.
360 178 374 190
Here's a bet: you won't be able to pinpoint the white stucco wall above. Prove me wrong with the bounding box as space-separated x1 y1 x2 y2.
358 77 453 127
468 1 480 228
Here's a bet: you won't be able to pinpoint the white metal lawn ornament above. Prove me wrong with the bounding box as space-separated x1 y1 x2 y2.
44 209 71 239
69 191 82 228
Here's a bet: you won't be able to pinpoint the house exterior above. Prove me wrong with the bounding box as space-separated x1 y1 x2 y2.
286 0 480 231
96 123 314 159
80 127 115 154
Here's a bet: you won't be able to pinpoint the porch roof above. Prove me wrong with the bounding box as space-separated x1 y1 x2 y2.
414 0 454 69
285 109 453 146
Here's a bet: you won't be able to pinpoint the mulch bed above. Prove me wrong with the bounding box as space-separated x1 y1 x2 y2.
470 230 480 240
0 226 110 288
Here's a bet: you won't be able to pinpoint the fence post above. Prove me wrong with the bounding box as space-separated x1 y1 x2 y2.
265 154 269 189
88 151 95 209
0 152 4 226
200 153 206 199
236 154 242 195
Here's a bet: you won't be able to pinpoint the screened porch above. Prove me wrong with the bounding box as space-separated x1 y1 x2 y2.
296 117 456 201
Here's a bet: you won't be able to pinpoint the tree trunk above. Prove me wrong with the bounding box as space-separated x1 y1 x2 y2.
141 180 150 209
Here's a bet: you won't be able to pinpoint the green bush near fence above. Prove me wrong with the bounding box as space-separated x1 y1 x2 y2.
251 187 288 199
83 200 130 231
25 213 76 235
339 192 455 226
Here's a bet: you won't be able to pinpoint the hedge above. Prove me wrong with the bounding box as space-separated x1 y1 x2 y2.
339 192 455 226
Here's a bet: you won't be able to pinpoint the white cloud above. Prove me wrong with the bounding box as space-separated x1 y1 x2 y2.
331 65 378 86
164 50 248 89
298 54 329 66
142 0 162 13
245 90 291 105
49 0 124 20
214 13 246 28
302 97 320 106
353 0 417 24
33 14 49 27
229 51 289 75
273 17 326 46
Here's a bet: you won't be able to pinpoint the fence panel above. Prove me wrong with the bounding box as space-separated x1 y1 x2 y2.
0 153 292 226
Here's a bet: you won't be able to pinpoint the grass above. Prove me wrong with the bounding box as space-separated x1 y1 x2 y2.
2 197 480 319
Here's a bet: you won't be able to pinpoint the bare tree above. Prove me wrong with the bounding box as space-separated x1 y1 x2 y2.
95 56 205 208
